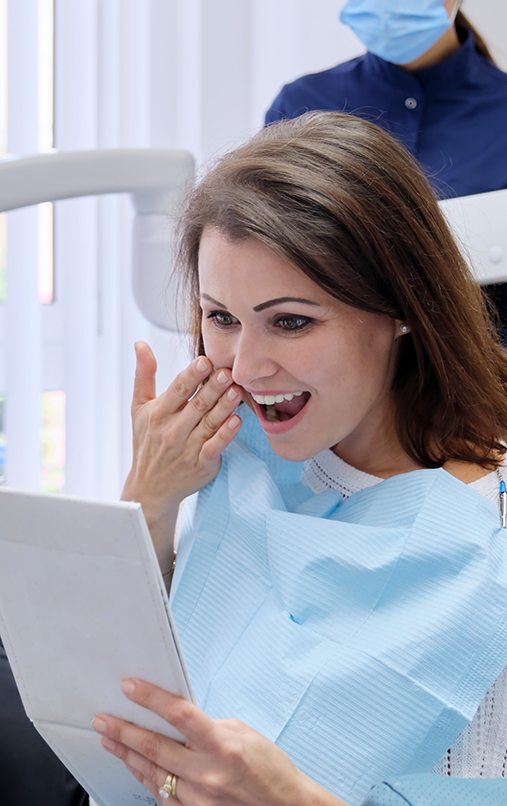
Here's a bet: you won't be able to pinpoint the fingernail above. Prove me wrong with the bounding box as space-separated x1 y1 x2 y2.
122 679 136 696
196 357 208 372
228 415 241 429
217 370 228 384
227 387 238 401
92 717 107 734
102 737 116 752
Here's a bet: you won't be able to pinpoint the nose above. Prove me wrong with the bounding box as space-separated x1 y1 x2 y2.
231 331 280 389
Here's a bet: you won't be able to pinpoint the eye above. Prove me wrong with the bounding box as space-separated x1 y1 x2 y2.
274 315 313 332
206 310 239 328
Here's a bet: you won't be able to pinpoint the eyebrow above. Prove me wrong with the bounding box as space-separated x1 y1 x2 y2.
253 297 321 312
200 293 320 312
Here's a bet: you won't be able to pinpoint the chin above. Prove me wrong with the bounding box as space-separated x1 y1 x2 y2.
264 435 319 464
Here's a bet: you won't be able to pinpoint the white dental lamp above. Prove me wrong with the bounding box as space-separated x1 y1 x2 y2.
0 148 195 331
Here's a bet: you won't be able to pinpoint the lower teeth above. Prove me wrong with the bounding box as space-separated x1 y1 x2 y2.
264 404 293 423
265 404 278 422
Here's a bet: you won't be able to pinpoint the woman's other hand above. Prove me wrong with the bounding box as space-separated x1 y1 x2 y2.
121 342 242 572
92 678 347 806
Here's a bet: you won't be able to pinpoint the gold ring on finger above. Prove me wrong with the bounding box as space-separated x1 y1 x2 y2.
159 772 177 799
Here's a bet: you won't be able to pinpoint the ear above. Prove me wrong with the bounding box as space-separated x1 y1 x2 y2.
394 320 411 339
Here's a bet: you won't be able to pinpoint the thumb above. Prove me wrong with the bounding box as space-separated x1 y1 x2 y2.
132 342 157 408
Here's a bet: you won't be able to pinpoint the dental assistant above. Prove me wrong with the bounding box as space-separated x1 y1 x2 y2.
92 112 507 806
266 1 507 200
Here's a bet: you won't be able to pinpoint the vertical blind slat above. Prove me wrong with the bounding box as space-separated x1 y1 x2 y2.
5 0 41 489
5 208 41 488
54 0 99 495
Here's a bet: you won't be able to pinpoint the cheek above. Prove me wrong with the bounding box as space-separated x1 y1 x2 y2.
352 326 397 390
201 328 234 369
324 321 395 394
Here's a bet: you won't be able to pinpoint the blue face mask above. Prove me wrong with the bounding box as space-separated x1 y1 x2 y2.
340 0 460 65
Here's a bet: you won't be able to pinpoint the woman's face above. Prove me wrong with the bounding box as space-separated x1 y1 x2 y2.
198 228 403 463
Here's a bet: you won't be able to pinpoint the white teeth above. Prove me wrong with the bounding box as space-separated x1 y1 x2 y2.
251 392 305 405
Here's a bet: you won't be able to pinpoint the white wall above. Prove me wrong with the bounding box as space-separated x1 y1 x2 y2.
187 0 364 163
464 0 507 70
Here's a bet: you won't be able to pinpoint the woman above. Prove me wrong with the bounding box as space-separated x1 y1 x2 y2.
92 113 507 805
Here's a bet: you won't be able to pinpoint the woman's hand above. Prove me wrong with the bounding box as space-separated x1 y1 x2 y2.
92 679 346 806
121 342 242 572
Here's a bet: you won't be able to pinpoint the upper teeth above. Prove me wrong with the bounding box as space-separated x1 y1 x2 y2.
251 392 304 405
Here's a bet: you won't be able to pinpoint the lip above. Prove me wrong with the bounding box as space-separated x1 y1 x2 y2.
249 393 311 435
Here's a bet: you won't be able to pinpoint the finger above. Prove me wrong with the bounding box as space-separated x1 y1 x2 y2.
175 369 239 437
160 356 214 416
188 382 242 444
162 363 236 428
92 713 188 775
132 342 157 408
113 742 191 806
124 752 183 804
199 414 242 462
102 736 168 796
121 679 219 751
124 760 167 805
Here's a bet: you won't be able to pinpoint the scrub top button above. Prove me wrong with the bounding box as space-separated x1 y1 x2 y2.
405 97 418 110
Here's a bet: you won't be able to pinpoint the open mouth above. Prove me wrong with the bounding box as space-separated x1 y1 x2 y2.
251 391 311 423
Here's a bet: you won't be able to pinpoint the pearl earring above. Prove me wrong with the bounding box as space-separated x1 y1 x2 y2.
400 323 409 334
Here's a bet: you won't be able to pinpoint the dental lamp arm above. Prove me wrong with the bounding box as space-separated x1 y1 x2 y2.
0 148 195 331
0 148 194 213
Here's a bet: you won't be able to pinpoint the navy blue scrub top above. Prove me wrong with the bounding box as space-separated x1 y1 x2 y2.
265 28 507 201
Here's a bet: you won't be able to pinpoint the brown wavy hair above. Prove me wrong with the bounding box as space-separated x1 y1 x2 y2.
177 112 507 469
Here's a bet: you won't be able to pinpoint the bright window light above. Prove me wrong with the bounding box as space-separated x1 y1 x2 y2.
0 395 5 484
0 0 6 158
41 390 65 492
0 212 5 303
0 0 7 304
38 201 53 303
38 0 54 303
0 392 65 491
38 0 53 154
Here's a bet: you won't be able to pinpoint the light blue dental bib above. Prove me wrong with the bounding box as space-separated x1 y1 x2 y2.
171 409 507 806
